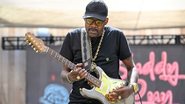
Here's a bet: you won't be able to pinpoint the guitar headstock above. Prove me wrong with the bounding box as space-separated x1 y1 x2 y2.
25 32 47 53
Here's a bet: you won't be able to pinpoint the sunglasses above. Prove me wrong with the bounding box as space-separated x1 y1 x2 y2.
85 18 104 26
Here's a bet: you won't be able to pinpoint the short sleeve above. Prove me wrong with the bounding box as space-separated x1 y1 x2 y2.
118 32 131 60
59 32 73 61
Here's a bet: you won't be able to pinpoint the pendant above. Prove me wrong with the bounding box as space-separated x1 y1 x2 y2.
91 62 97 70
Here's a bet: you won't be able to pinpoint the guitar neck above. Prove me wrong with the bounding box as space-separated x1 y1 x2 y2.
45 47 101 87
46 47 76 70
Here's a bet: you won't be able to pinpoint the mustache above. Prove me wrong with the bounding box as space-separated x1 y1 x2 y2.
88 28 98 32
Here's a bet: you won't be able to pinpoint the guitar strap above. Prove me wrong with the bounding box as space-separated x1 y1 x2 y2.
80 28 92 71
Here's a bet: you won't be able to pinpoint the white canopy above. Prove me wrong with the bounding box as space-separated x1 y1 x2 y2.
0 0 185 29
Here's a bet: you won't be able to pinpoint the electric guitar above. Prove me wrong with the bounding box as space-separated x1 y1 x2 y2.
25 32 134 104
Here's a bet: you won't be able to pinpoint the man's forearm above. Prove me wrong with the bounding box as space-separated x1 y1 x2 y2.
61 67 74 83
129 66 139 84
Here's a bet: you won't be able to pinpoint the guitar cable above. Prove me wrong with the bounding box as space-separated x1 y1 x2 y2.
125 81 143 104
136 91 142 104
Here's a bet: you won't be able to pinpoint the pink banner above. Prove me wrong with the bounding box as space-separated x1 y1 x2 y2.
120 51 185 104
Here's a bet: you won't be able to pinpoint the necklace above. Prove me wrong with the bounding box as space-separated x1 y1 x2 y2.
89 30 105 62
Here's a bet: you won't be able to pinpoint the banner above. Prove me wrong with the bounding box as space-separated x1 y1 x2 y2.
26 45 185 104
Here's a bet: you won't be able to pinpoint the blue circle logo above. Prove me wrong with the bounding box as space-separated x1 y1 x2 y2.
40 84 69 104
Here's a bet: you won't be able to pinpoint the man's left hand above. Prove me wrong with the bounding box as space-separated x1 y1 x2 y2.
106 85 134 102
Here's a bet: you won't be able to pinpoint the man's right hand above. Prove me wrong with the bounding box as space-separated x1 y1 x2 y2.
67 63 88 82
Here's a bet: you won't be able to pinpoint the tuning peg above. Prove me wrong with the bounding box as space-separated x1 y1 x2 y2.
36 50 39 53
29 43 32 45
30 37 33 40
26 40 29 43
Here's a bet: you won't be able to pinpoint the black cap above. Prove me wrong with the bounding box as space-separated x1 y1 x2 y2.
83 0 108 21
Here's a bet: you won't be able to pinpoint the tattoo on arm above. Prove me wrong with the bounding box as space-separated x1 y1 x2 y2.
124 57 134 71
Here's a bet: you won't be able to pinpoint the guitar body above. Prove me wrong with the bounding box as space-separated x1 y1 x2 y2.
80 66 134 104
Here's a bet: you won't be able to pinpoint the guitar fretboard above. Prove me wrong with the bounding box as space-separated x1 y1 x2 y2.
46 47 101 87
47 47 75 70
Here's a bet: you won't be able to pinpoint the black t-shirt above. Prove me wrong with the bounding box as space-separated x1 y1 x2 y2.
60 26 131 104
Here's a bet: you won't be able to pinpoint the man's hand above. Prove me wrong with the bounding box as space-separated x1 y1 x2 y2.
67 63 88 82
105 85 134 102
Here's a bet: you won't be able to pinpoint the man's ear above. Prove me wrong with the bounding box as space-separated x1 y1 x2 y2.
104 18 109 25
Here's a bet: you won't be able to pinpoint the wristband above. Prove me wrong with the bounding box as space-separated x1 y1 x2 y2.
66 73 73 84
130 83 139 93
